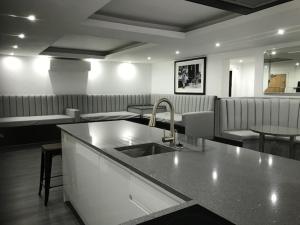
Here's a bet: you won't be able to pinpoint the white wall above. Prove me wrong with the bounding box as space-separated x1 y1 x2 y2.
151 48 263 97
0 55 151 95
230 60 255 97
151 62 174 94
151 41 300 97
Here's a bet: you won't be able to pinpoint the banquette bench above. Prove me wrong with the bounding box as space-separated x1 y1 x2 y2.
144 94 216 138
0 95 151 128
215 97 300 152
0 95 76 127
0 94 216 145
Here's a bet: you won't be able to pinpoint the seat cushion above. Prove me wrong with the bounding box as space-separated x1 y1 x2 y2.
222 130 259 141
80 111 139 122
0 115 74 128
224 130 300 144
143 112 183 126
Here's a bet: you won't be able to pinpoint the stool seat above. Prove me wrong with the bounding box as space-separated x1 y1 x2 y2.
39 142 62 206
42 143 62 152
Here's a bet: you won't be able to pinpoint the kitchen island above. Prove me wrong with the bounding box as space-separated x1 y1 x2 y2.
59 121 300 225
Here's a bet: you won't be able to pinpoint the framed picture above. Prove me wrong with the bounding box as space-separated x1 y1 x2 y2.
174 57 206 95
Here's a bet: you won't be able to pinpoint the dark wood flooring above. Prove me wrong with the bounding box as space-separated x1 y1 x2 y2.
0 145 80 225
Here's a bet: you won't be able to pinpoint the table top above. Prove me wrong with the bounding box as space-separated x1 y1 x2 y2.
250 125 300 137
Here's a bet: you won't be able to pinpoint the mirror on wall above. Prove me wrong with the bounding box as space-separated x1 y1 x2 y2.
264 46 300 94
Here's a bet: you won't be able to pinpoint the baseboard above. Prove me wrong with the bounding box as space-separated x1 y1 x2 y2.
65 201 85 225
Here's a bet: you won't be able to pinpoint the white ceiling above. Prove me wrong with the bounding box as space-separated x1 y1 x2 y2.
96 0 234 30
52 34 135 51
1 0 300 62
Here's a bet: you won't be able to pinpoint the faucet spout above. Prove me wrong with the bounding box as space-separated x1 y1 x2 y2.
148 98 175 145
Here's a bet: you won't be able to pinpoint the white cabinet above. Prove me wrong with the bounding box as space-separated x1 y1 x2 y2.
129 174 184 214
62 132 77 203
98 154 147 225
62 132 184 225
62 132 102 225
74 141 101 225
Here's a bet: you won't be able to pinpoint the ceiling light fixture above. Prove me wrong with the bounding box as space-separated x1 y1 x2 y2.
147 57 151 60
296 62 300 66
175 50 180 55
215 42 221 47
271 51 277 55
12 45 18 49
277 29 285 35
9 52 14 56
239 59 243 63
27 15 36 22
18 33 25 39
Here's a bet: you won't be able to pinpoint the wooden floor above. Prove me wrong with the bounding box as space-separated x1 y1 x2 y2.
0 145 80 225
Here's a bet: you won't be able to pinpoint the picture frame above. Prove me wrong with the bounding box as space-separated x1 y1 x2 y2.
174 57 206 95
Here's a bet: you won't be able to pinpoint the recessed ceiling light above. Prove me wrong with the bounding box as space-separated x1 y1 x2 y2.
215 42 221 47
296 62 300 66
239 59 243 63
277 29 285 35
147 57 151 60
18 33 25 39
9 52 14 56
27 15 36 22
271 51 277 55
175 50 180 55
12 45 18 49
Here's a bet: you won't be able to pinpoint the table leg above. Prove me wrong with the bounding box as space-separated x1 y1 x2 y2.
289 136 296 159
259 133 265 153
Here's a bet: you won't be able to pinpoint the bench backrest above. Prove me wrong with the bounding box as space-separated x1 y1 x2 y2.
218 98 300 134
151 94 216 114
0 95 151 117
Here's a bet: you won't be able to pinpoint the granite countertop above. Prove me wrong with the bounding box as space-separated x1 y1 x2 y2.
58 121 300 225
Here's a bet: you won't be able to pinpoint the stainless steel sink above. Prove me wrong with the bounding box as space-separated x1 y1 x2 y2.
115 143 176 158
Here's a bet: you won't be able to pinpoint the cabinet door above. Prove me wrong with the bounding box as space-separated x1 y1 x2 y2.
74 141 101 225
62 132 77 204
129 174 184 213
98 154 146 225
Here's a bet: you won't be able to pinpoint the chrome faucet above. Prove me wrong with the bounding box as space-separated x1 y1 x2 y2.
149 98 175 145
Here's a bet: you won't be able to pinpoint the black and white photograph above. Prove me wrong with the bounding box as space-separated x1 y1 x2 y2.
174 57 206 94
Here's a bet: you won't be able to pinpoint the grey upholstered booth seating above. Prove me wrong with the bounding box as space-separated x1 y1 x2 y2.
0 94 215 141
0 95 78 128
216 97 300 143
79 94 150 122
144 94 216 138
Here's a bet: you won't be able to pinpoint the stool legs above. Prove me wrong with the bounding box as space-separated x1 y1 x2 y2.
38 152 44 196
44 152 52 206
39 144 62 206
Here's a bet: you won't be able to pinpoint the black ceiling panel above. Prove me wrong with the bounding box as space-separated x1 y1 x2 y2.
186 0 293 14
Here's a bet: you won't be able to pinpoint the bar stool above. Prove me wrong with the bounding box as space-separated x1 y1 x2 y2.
38 143 63 206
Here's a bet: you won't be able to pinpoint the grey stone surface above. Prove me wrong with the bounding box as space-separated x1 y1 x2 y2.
59 121 300 225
